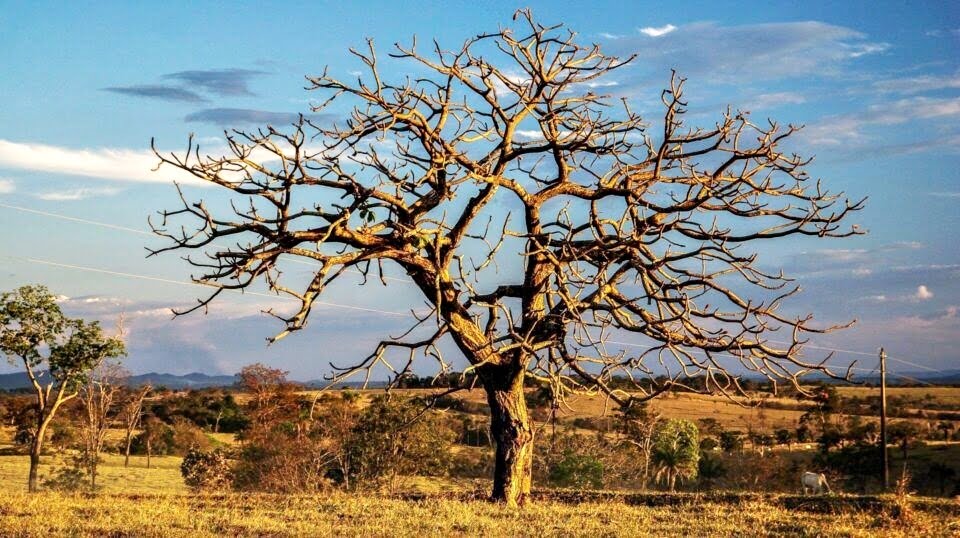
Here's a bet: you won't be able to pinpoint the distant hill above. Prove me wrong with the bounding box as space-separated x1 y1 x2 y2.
0 371 238 391
2 368 956 392
806 369 960 386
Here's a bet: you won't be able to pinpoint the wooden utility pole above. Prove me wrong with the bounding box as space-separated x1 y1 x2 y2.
879 347 889 491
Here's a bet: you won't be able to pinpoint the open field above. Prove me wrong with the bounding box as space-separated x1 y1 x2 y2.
835 386 960 408
1 490 957 537
311 386 959 434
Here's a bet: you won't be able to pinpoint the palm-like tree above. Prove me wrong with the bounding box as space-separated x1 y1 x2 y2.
652 419 700 492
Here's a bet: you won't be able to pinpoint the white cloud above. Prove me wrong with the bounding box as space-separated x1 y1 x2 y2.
743 92 806 111
928 191 960 198
34 186 123 201
914 285 934 301
924 28 960 38
639 24 677 37
606 21 889 84
585 81 620 89
0 139 213 185
873 71 960 94
0 178 14 194
847 43 889 58
599 32 624 40
801 96 960 146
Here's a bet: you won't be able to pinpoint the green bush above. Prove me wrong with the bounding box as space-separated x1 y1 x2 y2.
548 452 604 489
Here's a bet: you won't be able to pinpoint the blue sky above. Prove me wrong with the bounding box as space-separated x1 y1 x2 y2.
0 1 958 379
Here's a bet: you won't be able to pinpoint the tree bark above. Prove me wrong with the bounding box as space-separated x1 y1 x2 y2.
486 372 534 507
28 448 40 493
28 413 54 493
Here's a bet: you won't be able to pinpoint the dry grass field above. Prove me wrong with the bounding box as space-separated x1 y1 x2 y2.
835 386 960 407
2 387 958 536
1 489 957 537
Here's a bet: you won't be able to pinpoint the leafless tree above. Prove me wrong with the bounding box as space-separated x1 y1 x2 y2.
119 383 152 468
150 11 862 505
618 406 661 490
78 360 127 488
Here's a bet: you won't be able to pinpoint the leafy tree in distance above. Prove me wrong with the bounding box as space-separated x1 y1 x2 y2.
652 419 700 491
149 11 861 505
0 285 126 492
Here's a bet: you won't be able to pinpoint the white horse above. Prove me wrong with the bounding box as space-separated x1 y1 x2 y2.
801 471 831 495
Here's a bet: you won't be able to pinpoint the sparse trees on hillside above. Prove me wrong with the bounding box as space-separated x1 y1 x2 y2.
0 285 126 492
150 11 861 505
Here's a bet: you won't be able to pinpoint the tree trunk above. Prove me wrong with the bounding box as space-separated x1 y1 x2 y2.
28 448 40 493
28 414 52 493
146 439 152 469
486 374 534 507
124 432 132 468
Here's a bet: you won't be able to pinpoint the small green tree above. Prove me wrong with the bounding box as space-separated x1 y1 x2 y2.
652 419 700 492
0 285 126 492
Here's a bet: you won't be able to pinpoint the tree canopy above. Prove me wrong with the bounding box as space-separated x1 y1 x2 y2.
150 11 862 505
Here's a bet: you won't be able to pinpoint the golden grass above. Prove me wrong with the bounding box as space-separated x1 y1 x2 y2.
0 490 956 537
1 425 957 536
0 452 187 495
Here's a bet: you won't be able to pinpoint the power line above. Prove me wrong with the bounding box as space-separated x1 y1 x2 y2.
0 202 948 376
3 255 408 317
0 202 153 236
0 202 412 284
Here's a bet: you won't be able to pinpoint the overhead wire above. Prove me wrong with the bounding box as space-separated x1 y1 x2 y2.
0 202 947 380
2 255 408 317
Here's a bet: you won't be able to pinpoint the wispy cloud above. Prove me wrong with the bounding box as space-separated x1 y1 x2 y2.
0 178 14 194
34 186 123 201
639 24 676 37
184 108 317 126
743 91 807 111
0 139 203 184
924 28 960 38
800 96 960 146
847 43 889 58
928 191 960 198
872 71 960 94
605 21 889 84
162 68 266 97
103 68 266 104
102 84 208 103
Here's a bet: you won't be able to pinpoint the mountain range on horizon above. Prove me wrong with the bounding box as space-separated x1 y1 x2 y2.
1 368 958 392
